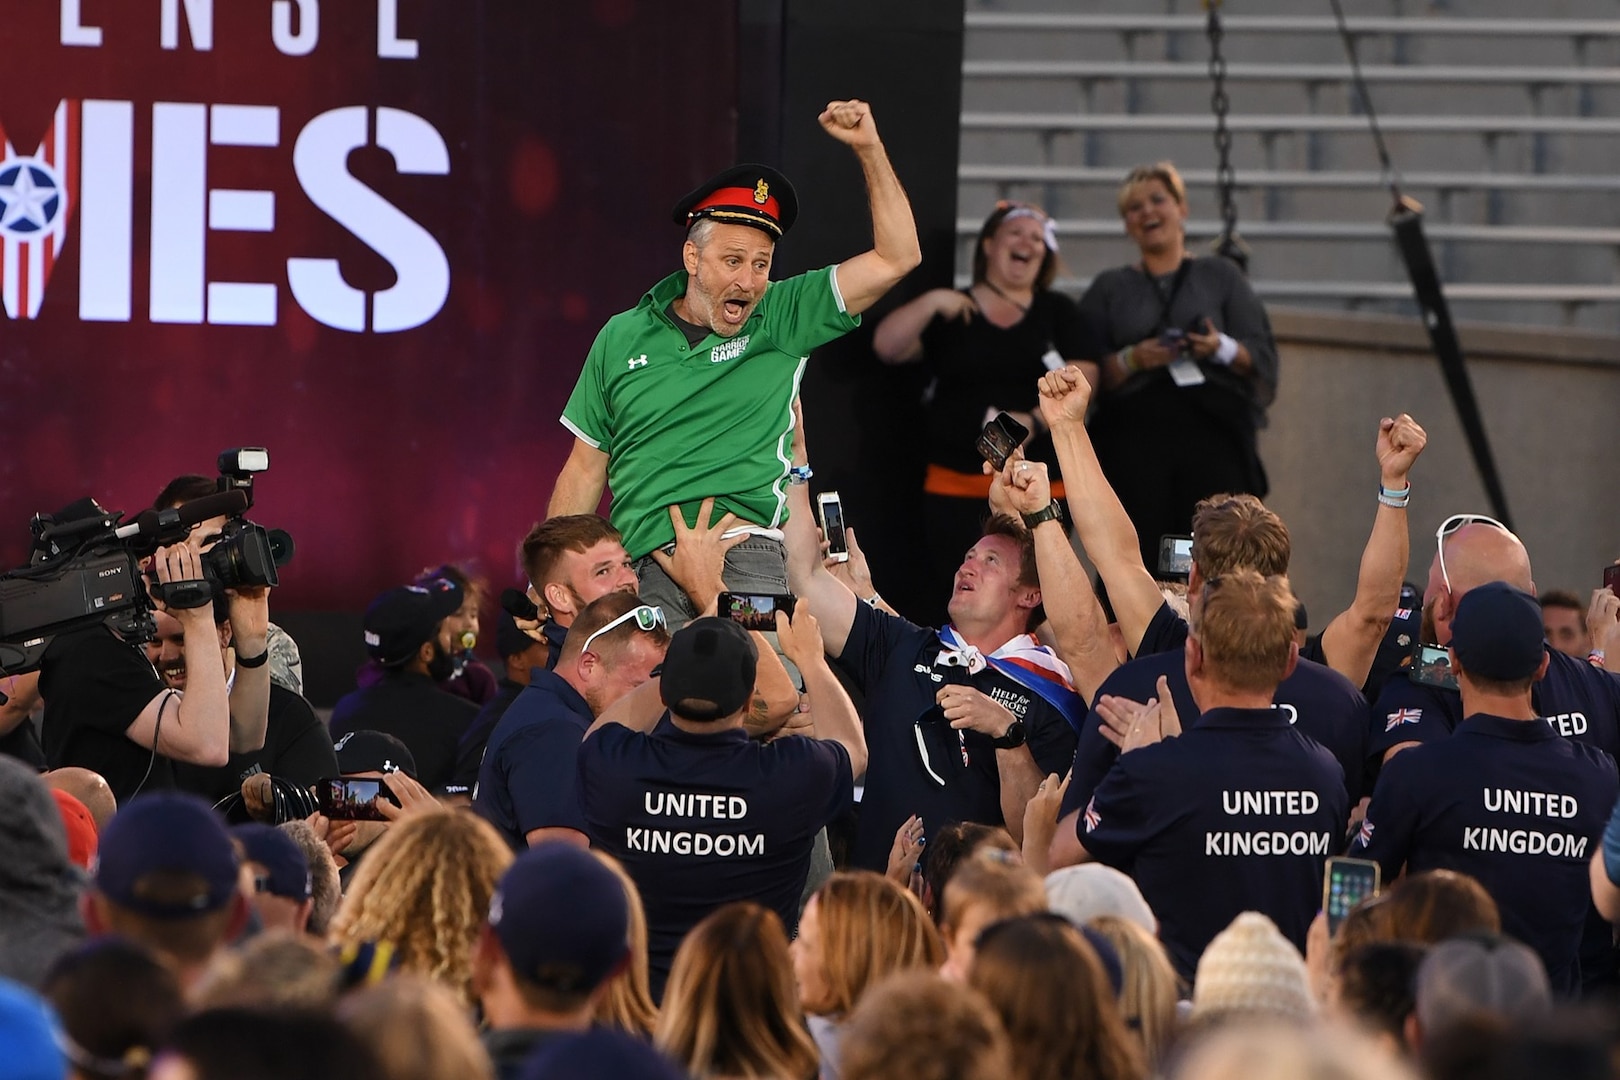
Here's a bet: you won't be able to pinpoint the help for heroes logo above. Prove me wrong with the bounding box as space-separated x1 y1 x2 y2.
0 0 451 332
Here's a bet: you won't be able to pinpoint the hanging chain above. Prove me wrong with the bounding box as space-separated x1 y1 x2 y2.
1203 0 1247 271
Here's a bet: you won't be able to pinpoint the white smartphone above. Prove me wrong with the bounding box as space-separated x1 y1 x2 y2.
817 491 849 563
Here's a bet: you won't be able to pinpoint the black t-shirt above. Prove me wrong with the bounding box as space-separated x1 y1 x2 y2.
329 670 479 792
0 718 46 769
1080 706 1348 979
172 682 338 804
39 626 171 803
579 717 853 1001
919 289 1092 475
1353 713 1619 993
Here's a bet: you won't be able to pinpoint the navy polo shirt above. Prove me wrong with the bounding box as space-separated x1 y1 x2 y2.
578 718 853 1002
1135 600 1190 657
473 670 595 850
541 618 568 671
1059 648 1368 826
834 604 1078 871
1367 646 1620 769
1351 713 1619 993
1079 705 1347 979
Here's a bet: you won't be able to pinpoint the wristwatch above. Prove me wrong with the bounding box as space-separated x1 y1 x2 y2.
1020 501 1065 531
991 719 1026 750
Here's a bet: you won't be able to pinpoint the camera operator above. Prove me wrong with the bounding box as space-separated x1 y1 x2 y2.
38 539 272 805
143 600 337 805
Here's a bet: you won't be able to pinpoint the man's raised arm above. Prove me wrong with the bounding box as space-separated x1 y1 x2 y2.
819 100 921 317
1316 415 1426 689
1039 366 1166 656
784 406 859 659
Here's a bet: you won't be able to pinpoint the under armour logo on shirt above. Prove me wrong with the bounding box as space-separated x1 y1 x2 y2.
627 354 648 369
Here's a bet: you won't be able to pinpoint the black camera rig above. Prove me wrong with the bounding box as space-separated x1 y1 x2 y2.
0 448 294 676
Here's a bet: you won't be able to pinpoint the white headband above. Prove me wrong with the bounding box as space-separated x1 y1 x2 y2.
1001 207 1060 253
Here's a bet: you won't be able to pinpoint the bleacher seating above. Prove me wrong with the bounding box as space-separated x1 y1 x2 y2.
957 2 1620 332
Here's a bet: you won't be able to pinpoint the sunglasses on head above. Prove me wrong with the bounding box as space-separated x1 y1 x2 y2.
1434 514 1509 594
580 604 666 656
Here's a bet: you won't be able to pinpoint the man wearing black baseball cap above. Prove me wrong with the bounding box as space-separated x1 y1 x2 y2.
548 100 922 629
82 792 248 991
578 608 865 1000
232 822 313 935
1352 581 1619 993
473 843 631 1079
330 578 479 792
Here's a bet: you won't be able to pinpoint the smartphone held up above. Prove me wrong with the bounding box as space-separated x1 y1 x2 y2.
719 591 797 632
976 412 1030 472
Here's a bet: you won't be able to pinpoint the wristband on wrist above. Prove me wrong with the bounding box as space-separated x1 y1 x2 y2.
864 593 883 608
1119 346 1137 373
236 648 270 669
1377 482 1411 509
1213 333 1239 366
788 464 813 485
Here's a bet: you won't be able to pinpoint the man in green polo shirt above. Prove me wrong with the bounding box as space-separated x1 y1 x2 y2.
547 98 920 624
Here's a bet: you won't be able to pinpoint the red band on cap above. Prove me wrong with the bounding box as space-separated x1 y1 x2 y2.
690 185 781 224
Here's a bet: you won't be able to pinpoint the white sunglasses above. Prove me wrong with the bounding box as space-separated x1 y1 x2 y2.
580 604 667 656
1434 514 1509 594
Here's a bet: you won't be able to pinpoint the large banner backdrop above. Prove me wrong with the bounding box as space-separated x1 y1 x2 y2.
0 0 737 608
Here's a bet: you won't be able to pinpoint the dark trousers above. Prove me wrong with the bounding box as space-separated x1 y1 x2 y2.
1090 386 1265 571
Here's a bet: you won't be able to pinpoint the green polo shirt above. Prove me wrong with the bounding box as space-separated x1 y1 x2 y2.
561 265 859 559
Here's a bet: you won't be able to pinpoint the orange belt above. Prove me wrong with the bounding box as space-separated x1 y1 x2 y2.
924 464 1066 500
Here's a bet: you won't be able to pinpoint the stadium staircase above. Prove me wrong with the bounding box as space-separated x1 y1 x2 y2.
956 0 1620 333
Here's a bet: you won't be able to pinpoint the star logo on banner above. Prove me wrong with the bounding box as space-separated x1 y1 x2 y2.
0 160 63 239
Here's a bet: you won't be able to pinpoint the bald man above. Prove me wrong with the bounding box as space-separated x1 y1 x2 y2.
1365 520 1620 996
43 767 117 832
1370 519 1620 765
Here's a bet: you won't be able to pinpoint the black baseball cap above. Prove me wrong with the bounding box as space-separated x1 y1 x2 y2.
333 730 418 778
659 617 757 721
488 844 629 994
94 794 240 919
363 578 462 665
671 163 798 239
232 824 311 902
1451 581 1546 681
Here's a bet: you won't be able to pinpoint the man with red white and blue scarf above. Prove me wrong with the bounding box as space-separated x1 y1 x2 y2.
784 419 1088 872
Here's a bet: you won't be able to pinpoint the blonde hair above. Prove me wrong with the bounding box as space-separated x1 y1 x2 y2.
656 902 818 1080
328 809 513 1005
1174 1022 1418 1080
1192 570 1298 694
811 871 945 1017
1089 915 1181 1069
590 851 658 1038
1116 162 1188 216
338 975 493 1080
969 915 1145 1080
1191 494 1291 579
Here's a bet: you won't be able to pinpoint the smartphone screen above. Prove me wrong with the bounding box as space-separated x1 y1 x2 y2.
819 492 849 562
1157 535 1193 579
975 412 1030 471
1324 856 1381 935
317 777 390 821
718 592 797 632
1409 643 1459 691
1605 564 1620 596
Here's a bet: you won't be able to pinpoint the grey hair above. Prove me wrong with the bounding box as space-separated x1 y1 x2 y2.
686 217 718 250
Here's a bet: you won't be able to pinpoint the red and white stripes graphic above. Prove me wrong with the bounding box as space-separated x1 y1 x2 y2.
0 99 80 319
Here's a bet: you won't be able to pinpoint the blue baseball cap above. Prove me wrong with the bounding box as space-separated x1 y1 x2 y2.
0 979 64 1080
231 824 311 902
1451 581 1547 682
520 1028 686 1080
93 793 239 919
489 844 628 994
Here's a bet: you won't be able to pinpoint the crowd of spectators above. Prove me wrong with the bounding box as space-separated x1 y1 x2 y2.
5 101 1620 1080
